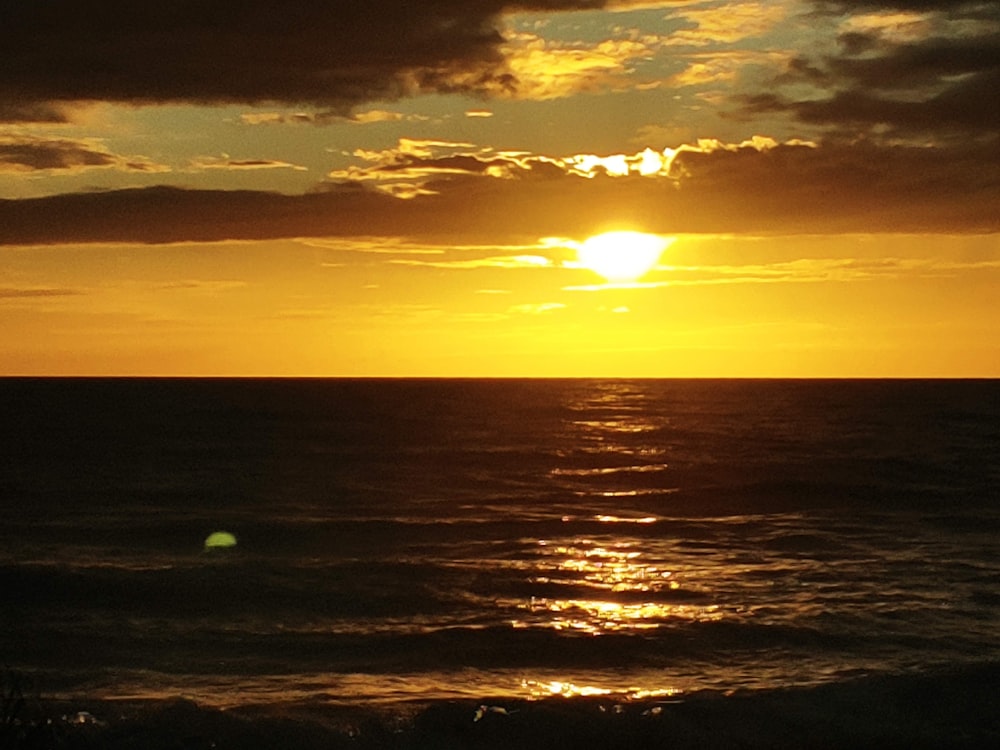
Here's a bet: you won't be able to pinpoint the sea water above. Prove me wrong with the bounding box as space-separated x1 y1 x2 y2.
1 378 998 744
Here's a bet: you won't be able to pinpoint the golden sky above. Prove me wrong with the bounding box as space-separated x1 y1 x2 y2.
1 0 997 376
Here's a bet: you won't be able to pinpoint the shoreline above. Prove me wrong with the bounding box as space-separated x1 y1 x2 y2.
8 663 999 749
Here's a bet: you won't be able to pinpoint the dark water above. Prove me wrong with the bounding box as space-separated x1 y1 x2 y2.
2 378 998 745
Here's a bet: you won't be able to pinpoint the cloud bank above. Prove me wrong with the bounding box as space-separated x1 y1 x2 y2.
753 0 1000 139
0 0 662 118
2 138 995 245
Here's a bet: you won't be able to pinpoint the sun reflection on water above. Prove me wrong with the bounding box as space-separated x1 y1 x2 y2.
511 528 723 635
504 381 726 696
570 418 660 434
520 679 685 701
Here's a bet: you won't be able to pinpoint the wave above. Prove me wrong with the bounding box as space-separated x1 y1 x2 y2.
3 378 998 722
8 662 999 749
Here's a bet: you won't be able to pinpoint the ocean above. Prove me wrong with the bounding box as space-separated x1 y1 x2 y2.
2 378 998 748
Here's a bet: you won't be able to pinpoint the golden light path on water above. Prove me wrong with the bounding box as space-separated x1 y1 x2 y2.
488 513 726 700
520 679 683 701
501 381 729 699
92 671 689 708
502 382 839 701
510 515 724 638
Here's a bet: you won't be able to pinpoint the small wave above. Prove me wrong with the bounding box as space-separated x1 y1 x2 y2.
17 662 1000 749
550 463 669 477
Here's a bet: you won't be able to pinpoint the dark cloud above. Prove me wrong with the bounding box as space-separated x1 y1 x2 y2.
829 32 1000 89
825 1 991 9
746 69 1000 133
0 103 73 123
189 155 306 171
1 140 996 245
0 140 114 172
0 137 166 173
0 185 421 245
665 139 999 233
754 3 1000 139
0 1 627 119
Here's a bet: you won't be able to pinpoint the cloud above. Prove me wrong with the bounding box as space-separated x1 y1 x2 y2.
508 302 567 314
662 137 999 232
827 34 1000 90
329 139 508 198
189 155 308 172
153 280 248 292
747 70 1000 133
239 112 316 126
653 256 998 285
391 254 555 270
750 1 1000 139
664 1 794 46
326 135 809 197
0 103 75 124
0 136 169 174
670 50 790 87
240 109 427 126
347 109 409 125
563 254 1000 291
825 1 991 10
0 136 996 245
493 30 661 99
0 286 83 298
0 1 663 119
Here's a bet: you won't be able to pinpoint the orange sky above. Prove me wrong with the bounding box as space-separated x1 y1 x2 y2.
1 1 997 376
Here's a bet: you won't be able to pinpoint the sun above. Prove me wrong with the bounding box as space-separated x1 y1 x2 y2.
576 231 672 283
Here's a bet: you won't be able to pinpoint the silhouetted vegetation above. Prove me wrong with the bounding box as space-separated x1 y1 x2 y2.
2 668 58 750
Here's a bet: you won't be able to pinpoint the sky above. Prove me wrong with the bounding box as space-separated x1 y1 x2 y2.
1 0 997 377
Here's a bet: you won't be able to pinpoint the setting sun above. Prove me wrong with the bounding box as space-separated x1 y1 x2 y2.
576 231 673 283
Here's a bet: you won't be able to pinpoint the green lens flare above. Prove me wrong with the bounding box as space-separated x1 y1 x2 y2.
204 531 237 549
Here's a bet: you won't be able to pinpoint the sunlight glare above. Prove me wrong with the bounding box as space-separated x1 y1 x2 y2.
576 231 674 283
